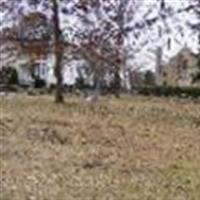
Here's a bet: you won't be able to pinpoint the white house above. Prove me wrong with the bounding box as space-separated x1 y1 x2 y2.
0 42 85 87
40 53 82 87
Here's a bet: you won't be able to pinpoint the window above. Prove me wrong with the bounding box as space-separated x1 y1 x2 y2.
163 81 167 86
163 72 167 77
183 60 188 69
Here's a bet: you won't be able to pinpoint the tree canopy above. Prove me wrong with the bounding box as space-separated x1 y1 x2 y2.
0 0 199 101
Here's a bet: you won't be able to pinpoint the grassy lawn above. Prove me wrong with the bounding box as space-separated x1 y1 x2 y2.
0 94 200 200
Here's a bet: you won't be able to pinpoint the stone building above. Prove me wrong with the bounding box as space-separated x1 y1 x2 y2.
157 48 199 87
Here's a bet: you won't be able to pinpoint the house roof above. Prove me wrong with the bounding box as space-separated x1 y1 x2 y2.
0 38 22 69
168 47 197 65
0 11 52 55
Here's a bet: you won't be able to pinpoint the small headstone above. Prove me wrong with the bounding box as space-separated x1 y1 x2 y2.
0 92 7 97
85 94 99 103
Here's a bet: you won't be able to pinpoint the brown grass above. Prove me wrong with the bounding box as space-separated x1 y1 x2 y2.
0 94 200 200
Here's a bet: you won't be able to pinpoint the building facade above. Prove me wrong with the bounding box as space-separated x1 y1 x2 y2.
157 48 199 87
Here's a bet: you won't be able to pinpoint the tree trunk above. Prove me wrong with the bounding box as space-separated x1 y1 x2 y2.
113 68 121 98
52 0 64 103
93 71 100 91
30 58 36 86
54 51 64 103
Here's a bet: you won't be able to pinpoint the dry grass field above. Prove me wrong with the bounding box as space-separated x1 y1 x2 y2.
0 94 200 200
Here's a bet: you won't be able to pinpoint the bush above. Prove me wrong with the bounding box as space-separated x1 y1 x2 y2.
0 66 19 85
134 86 200 98
144 70 156 86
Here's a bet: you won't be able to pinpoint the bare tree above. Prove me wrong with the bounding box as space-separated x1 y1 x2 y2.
1 0 199 102
189 0 200 82
52 0 64 103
